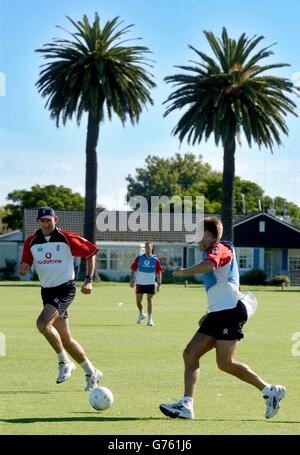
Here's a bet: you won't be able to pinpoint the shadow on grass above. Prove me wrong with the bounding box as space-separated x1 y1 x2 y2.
1 415 299 425
0 391 51 395
0 283 40 287
1 416 163 424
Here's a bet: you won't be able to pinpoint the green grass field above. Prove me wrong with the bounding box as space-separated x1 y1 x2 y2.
0 282 299 435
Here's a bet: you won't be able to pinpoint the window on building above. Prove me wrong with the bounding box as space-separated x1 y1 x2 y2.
289 256 300 270
97 249 108 270
155 246 183 269
110 247 137 271
236 248 253 270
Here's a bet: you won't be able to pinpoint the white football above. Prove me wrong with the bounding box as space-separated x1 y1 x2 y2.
89 386 114 411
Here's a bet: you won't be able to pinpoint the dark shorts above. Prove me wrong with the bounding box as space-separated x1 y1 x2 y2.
136 284 155 295
41 280 76 319
198 300 248 340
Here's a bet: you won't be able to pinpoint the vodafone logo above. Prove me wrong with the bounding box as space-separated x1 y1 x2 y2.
45 252 52 259
144 260 150 266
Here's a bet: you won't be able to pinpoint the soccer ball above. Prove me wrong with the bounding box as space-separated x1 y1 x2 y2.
89 386 114 411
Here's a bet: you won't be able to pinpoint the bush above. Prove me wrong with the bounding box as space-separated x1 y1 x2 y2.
0 258 17 279
240 269 266 285
270 275 290 286
99 273 110 282
119 274 130 283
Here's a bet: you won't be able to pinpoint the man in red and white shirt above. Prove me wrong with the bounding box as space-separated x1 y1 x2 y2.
19 206 102 391
130 241 163 326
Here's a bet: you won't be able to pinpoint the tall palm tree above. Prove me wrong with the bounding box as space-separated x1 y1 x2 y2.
36 14 156 247
164 27 298 240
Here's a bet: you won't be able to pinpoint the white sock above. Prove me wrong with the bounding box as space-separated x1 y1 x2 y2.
262 384 272 395
57 350 69 364
182 396 194 408
80 359 95 376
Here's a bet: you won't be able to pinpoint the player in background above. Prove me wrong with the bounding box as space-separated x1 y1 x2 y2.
159 216 285 420
130 241 163 327
19 206 102 391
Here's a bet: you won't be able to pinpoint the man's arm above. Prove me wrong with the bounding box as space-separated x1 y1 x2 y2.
81 255 96 295
173 259 215 277
156 271 162 292
130 270 135 288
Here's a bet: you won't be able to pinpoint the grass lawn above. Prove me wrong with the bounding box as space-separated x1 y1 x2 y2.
0 281 299 435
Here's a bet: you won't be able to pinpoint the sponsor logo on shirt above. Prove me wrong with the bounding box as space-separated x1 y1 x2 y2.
37 252 62 265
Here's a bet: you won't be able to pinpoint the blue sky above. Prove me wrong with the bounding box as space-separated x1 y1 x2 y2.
1 0 300 210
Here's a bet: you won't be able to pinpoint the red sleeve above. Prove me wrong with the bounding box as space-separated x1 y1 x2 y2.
155 257 164 273
62 231 99 259
131 257 139 271
20 235 35 268
205 243 232 268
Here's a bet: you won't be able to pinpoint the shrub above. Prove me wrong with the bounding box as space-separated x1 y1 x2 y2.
99 273 110 282
240 269 266 285
119 274 130 282
270 275 290 286
0 259 17 279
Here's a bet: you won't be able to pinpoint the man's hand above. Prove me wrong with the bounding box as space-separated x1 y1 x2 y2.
19 263 30 276
156 283 161 293
81 281 92 294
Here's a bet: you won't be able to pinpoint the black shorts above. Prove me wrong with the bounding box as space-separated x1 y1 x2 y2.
41 280 76 319
198 301 248 340
136 284 155 295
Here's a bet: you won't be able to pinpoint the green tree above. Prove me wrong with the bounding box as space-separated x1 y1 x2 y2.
3 184 85 230
126 153 215 211
36 14 155 245
126 152 300 227
164 27 298 240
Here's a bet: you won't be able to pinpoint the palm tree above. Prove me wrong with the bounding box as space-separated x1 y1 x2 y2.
164 27 298 240
36 14 156 248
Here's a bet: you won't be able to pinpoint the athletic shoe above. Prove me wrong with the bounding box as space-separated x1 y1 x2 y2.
85 368 103 391
159 399 194 419
136 313 146 324
56 361 76 384
147 320 155 326
263 384 286 419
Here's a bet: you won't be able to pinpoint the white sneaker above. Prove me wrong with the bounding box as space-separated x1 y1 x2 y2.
85 368 103 391
56 361 76 384
147 320 154 326
159 399 194 419
136 313 146 324
264 384 286 419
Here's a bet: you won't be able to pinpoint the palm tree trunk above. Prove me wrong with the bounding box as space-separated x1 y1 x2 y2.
80 112 100 280
221 138 235 241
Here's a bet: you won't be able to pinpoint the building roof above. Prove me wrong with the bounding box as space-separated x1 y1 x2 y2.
24 209 300 246
234 212 300 248
0 229 23 241
23 209 255 244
